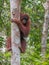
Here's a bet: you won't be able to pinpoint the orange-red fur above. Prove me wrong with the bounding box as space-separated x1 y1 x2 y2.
6 13 31 53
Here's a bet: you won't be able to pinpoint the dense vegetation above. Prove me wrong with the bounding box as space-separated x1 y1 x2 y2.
0 0 49 65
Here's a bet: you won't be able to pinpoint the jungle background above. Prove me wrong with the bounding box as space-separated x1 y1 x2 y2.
0 0 49 65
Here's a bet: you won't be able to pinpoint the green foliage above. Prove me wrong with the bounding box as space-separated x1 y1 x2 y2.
0 37 4 47
0 0 49 65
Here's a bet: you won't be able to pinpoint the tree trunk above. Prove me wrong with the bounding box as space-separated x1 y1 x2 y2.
41 0 49 59
10 0 21 65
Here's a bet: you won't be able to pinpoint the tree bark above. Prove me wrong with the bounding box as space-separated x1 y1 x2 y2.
10 0 21 65
41 0 49 59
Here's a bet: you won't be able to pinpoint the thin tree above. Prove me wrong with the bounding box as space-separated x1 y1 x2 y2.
10 0 21 65
41 0 49 59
